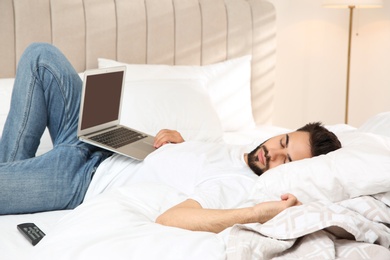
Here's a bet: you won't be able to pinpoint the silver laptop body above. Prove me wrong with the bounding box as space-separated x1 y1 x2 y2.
77 66 155 160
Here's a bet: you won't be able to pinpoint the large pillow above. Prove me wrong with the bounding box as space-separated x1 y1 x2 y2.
358 111 390 138
0 79 13 137
119 78 223 142
98 56 254 132
248 130 390 204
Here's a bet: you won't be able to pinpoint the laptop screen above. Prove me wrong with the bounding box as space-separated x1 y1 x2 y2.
80 71 124 130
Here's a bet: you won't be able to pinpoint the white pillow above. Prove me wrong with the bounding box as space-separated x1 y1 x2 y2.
248 131 390 204
358 111 390 138
120 79 223 142
98 56 254 132
0 79 14 137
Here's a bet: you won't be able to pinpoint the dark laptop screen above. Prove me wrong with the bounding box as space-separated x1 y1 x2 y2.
80 71 124 130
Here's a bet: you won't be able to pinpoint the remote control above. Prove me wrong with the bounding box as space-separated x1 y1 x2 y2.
17 223 46 246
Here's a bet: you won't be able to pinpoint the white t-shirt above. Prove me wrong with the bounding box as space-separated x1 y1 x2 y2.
85 141 257 209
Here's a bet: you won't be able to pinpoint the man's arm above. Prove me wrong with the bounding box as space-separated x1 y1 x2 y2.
155 194 301 233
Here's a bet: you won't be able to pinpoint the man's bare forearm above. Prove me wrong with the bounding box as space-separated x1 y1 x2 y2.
156 199 265 233
156 194 300 233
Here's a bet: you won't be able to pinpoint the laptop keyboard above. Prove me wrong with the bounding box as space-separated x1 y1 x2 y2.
90 127 147 148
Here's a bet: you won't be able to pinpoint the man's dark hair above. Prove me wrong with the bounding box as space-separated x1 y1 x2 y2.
297 122 341 157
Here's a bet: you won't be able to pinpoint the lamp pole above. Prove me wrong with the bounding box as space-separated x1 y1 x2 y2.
323 0 383 124
345 5 354 124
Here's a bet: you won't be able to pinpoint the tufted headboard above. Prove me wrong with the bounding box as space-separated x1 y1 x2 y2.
0 0 276 124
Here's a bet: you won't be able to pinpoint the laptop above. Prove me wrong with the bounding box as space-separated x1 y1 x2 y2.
77 66 156 160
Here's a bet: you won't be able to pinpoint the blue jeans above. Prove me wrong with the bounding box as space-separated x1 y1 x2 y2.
0 43 111 214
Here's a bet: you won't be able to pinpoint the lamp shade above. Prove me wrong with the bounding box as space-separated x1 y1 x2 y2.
323 0 383 8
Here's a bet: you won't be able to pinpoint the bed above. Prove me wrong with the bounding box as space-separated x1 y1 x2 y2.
1 0 390 259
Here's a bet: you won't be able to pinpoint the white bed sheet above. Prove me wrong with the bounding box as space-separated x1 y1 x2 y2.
1 210 71 260
33 183 228 260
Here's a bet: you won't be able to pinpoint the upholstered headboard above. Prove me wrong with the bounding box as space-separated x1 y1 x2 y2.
0 0 276 124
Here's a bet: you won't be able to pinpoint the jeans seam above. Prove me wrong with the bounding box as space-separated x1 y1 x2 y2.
38 62 73 146
10 75 37 161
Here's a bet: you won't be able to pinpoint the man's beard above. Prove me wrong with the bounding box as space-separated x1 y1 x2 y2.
247 141 270 176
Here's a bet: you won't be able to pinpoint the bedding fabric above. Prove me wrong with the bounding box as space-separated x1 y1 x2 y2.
225 114 390 258
28 165 390 260
31 184 227 260
1 210 70 260
227 194 390 259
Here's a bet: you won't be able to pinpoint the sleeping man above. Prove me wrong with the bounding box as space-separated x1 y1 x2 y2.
152 126 340 233
0 43 341 233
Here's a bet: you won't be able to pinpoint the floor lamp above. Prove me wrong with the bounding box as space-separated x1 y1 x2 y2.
322 0 383 124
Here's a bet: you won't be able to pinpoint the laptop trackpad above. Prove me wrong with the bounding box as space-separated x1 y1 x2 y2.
117 140 156 160
133 140 156 153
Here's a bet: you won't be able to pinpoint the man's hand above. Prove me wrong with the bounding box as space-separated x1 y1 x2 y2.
154 129 185 148
253 193 301 223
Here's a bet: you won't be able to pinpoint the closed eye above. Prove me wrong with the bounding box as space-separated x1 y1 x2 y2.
279 135 288 148
284 134 292 163
279 139 285 148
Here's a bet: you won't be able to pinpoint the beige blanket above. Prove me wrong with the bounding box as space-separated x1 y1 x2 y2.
227 193 390 259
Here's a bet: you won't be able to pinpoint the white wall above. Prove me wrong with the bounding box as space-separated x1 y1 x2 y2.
268 0 390 129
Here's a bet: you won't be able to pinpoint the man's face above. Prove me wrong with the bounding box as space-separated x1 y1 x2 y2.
246 131 312 176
